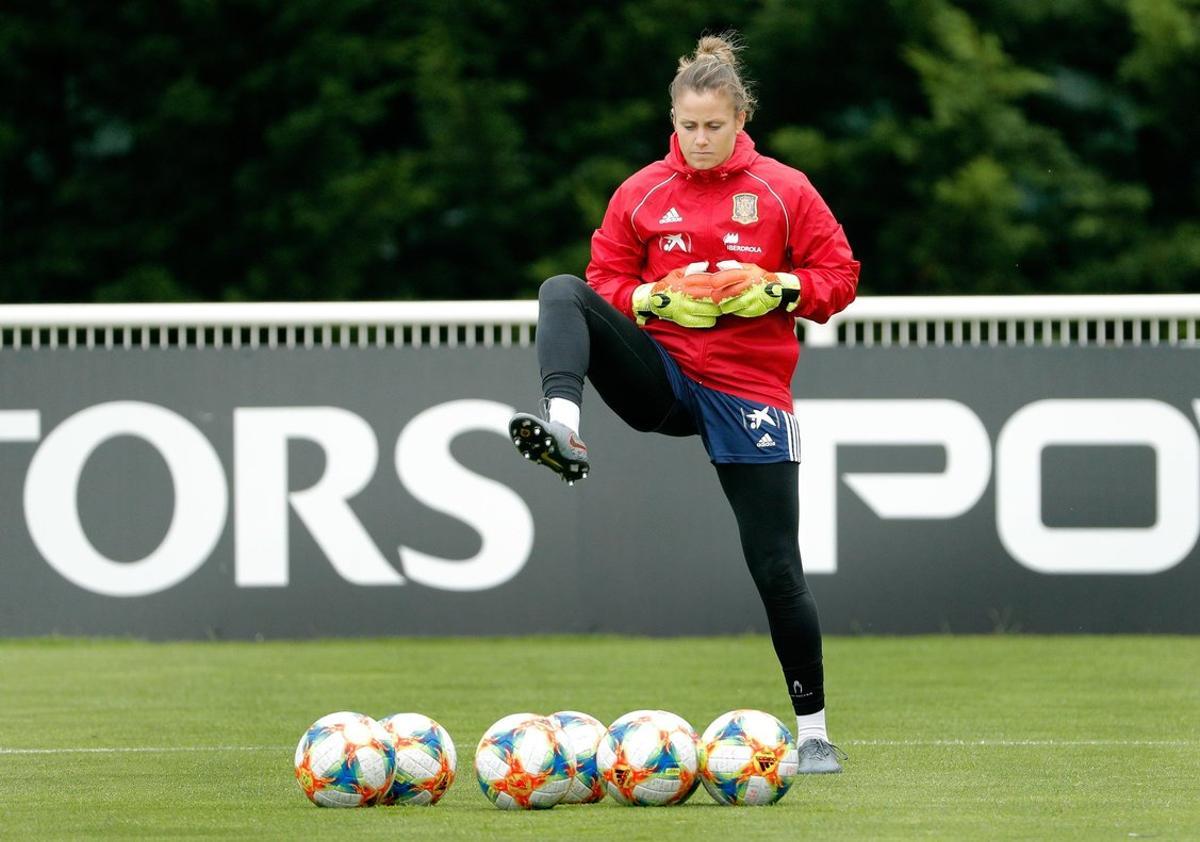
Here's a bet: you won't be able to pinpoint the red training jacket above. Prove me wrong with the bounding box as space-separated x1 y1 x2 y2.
587 132 859 412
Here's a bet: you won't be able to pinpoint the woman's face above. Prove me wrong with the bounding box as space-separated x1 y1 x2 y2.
672 88 746 170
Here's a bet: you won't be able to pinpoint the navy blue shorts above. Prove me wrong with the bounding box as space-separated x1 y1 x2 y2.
655 343 800 465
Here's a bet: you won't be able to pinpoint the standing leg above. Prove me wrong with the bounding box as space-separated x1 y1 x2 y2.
715 460 845 773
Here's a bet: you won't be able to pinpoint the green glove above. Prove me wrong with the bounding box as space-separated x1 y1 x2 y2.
632 265 724 328
717 265 802 318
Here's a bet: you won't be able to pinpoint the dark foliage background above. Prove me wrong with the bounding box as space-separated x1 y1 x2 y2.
2 0 1197 302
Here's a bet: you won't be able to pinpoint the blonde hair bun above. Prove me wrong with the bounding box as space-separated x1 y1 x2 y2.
671 31 756 119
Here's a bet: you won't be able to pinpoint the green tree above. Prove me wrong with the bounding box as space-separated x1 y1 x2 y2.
1 0 1197 302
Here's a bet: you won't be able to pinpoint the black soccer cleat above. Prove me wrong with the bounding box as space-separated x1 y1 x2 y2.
509 412 590 485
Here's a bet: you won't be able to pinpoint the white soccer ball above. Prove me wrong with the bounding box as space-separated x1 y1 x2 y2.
474 713 575 810
377 712 456 806
596 709 701 806
294 711 396 807
549 710 607 804
700 709 799 806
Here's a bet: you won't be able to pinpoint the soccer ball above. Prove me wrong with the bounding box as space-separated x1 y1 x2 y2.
377 713 456 806
549 710 606 804
700 709 799 806
474 713 575 810
596 709 701 806
294 711 396 807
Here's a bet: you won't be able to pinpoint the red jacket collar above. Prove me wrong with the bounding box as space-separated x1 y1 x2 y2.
666 131 758 180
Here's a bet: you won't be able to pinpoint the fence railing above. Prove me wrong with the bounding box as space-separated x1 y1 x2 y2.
1 295 1198 350
809 294 1200 348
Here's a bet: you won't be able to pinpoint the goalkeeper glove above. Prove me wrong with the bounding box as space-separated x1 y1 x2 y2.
632 262 724 328
715 263 801 318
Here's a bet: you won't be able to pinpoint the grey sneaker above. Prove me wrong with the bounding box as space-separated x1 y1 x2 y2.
796 738 847 774
509 412 590 485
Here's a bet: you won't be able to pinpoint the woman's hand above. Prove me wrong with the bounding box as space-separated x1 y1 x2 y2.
632 264 728 328
713 263 801 318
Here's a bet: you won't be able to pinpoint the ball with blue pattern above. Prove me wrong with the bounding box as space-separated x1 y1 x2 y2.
550 710 607 804
474 713 575 810
700 709 798 806
293 711 397 808
377 712 456 806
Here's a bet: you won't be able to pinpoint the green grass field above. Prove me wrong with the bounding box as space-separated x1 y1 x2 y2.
2 635 1197 840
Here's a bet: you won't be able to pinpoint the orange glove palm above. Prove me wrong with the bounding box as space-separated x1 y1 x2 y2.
673 267 755 307
633 264 731 328
715 263 801 318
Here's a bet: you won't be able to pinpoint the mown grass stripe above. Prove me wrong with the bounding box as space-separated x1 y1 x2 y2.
0 745 277 754
846 739 1194 747
3 738 1193 755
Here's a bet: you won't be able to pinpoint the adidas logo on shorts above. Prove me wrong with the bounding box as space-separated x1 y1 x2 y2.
756 432 776 448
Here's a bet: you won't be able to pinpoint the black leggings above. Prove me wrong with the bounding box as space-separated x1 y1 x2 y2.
536 274 825 715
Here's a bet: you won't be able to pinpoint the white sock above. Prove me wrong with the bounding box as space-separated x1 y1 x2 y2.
547 397 580 434
795 709 829 745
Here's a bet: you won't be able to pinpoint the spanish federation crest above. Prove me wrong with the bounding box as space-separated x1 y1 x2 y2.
731 192 759 224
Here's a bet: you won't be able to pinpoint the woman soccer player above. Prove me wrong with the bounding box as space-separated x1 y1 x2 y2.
509 33 859 772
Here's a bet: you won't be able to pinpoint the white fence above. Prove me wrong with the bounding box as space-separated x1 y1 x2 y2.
1 295 1198 350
